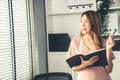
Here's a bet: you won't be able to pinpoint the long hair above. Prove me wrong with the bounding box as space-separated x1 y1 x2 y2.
80 10 103 49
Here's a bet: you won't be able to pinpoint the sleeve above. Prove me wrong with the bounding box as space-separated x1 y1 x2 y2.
66 39 75 58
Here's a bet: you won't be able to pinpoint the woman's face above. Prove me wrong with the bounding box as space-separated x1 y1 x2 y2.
80 14 91 34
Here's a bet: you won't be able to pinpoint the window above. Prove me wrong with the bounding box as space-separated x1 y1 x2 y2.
0 0 13 79
0 0 33 80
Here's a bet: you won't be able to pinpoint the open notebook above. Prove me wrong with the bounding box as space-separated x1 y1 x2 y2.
66 48 108 68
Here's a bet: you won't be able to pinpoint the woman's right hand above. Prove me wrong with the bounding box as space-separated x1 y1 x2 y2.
72 55 99 71
80 55 99 68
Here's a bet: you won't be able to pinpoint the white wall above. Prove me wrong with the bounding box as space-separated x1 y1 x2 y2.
45 0 97 38
52 14 80 38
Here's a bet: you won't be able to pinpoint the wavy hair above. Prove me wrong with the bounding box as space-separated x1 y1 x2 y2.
80 10 103 49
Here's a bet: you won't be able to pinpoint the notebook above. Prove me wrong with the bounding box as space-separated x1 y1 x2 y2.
66 48 108 68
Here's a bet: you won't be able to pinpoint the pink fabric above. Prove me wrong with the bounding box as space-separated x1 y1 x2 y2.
67 37 115 80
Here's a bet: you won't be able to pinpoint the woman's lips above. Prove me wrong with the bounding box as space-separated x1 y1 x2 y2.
81 28 86 31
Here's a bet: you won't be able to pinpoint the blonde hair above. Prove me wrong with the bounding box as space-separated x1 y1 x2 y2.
80 10 103 49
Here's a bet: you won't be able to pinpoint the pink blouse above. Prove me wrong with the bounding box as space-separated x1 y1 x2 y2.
67 37 115 80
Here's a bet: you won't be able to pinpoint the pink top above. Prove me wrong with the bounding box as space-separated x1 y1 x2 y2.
67 37 115 80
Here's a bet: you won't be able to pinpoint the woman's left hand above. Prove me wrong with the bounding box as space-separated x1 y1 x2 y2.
105 35 115 74
106 35 115 49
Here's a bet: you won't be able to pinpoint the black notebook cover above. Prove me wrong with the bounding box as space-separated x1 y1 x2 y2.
66 48 108 68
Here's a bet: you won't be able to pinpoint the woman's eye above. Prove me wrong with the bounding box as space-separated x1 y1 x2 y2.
85 20 89 23
80 20 89 23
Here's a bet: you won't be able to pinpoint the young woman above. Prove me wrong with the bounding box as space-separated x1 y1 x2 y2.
67 10 115 80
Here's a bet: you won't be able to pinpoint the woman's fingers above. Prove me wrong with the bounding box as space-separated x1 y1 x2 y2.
80 56 84 62
108 35 115 43
87 55 99 66
106 34 115 48
80 55 99 66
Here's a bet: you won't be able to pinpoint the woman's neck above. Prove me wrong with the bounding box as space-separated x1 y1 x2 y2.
83 34 92 41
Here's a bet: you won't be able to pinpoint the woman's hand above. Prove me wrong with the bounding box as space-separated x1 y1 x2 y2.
72 55 99 71
105 35 115 74
106 35 115 49
80 55 99 68
106 34 115 56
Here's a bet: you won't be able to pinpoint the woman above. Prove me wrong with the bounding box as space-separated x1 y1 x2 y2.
67 10 115 80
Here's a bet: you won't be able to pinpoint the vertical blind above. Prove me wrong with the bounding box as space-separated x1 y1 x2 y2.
0 0 13 79
12 0 32 79
0 0 33 80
